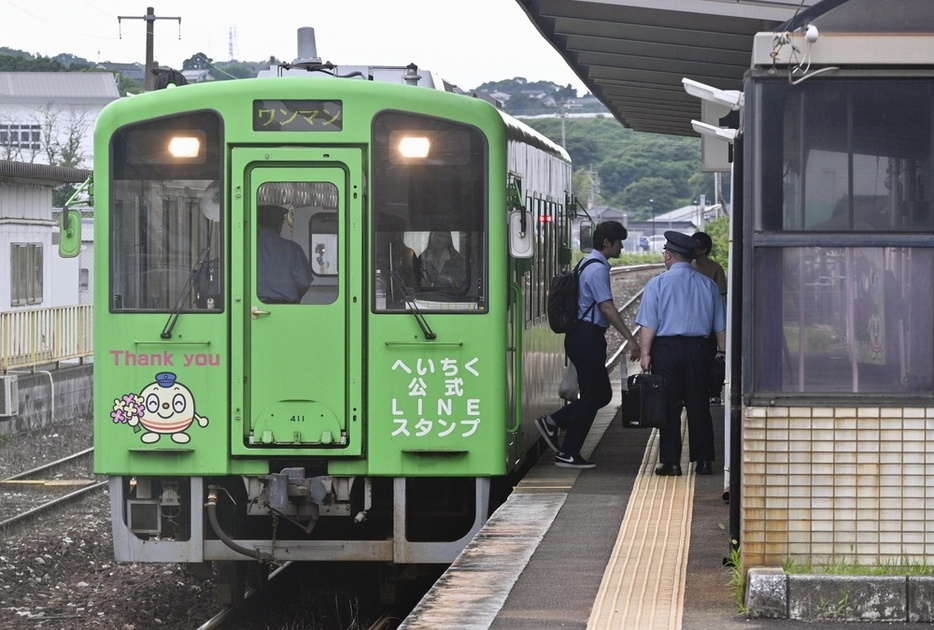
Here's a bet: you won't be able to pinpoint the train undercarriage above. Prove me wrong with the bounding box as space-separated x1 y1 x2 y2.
111 473 492 566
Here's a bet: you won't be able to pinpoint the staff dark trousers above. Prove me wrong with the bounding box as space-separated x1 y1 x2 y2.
651 335 715 465
551 322 612 456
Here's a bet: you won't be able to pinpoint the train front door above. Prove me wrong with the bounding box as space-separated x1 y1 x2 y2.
231 148 363 455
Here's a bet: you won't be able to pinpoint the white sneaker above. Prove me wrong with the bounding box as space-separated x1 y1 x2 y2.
555 452 596 469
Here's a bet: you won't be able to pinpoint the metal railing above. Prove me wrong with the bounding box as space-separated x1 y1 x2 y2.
0 305 93 371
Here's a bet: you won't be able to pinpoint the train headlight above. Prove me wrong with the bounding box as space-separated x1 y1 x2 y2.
168 135 202 159
398 136 430 159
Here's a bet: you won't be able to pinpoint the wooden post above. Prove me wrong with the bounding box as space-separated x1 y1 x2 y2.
117 6 181 91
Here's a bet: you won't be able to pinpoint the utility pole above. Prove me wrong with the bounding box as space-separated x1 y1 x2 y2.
118 7 181 91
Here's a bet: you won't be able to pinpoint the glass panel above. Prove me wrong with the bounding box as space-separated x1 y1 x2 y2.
755 80 934 232
371 112 487 312
753 246 934 395
30 244 42 305
255 182 337 305
10 243 42 305
109 112 223 312
310 212 339 278
11 245 22 306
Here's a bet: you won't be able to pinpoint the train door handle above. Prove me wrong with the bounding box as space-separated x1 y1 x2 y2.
251 306 271 319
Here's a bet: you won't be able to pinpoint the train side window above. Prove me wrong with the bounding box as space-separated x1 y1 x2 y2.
371 111 487 313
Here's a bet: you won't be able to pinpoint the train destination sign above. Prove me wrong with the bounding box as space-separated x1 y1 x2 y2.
253 100 343 131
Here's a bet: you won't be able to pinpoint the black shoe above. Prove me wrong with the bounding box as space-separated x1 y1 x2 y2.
535 415 560 453
654 463 682 476
555 452 596 469
696 460 713 475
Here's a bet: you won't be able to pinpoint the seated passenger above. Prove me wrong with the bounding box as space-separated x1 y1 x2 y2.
419 230 466 289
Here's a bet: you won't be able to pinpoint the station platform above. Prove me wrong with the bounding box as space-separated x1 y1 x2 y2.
399 369 907 630
399 369 744 630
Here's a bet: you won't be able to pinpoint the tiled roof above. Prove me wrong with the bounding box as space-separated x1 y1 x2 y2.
0 72 120 105
0 159 91 183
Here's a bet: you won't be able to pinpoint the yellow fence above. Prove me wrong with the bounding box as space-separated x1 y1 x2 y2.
0 305 93 371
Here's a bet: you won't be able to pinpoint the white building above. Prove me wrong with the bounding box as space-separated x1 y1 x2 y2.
0 160 92 310
0 72 119 167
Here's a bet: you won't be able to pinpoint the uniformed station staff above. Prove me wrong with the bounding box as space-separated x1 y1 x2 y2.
636 231 726 477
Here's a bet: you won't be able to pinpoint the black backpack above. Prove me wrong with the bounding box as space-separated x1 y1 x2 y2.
547 258 599 333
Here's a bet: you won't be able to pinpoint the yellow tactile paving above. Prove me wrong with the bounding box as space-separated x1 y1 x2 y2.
588 416 694 630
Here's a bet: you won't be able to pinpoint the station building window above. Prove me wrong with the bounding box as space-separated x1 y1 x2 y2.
0 124 41 154
11 243 43 306
749 78 934 399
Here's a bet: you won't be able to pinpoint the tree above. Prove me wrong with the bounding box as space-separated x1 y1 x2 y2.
620 177 678 218
211 60 268 80
703 215 730 273
183 53 213 71
37 105 91 169
0 114 30 162
0 53 67 71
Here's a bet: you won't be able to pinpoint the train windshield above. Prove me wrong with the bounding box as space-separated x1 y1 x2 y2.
750 78 934 397
371 112 487 312
108 111 223 312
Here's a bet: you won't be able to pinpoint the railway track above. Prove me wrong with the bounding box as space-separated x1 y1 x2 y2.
607 262 664 367
0 446 107 529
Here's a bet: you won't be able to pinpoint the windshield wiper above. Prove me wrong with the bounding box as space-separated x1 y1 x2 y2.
161 245 212 339
390 270 436 340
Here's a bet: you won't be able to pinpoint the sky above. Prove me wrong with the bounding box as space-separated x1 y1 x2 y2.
1 0 591 95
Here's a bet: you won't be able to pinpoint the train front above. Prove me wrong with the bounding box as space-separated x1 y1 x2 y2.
92 75 522 573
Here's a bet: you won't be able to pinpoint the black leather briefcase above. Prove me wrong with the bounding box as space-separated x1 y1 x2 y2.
620 372 667 429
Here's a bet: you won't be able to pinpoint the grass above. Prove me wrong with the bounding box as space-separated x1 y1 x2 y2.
723 530 934 616
784 554 934 577
720 525 747 614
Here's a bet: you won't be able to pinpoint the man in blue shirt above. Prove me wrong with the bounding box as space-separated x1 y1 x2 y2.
536 220 642 469
256 205 313 304
636 231 726 476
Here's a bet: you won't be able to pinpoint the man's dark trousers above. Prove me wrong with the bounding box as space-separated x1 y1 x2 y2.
651 335 715 464
552 322 612 456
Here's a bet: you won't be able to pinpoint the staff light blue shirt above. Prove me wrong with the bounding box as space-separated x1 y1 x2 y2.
577 250 613 328
635 262 726 336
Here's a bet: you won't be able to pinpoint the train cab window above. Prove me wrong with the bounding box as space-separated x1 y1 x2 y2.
371 112 487 313
109 111 223 312
749 78 934 400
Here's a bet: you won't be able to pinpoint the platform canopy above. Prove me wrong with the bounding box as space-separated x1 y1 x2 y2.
513 0 822 136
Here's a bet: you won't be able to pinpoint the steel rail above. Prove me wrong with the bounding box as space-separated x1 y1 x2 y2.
0 480 108 529
2 446 94 481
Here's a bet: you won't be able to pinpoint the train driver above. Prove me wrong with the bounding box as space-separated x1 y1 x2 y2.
256 204 313 304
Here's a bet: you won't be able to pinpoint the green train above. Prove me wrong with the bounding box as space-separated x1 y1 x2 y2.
60 29 582 592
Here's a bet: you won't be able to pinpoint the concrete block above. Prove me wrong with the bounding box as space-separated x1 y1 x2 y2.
788 574 906 622
908 576 934 622
745 567 787 618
